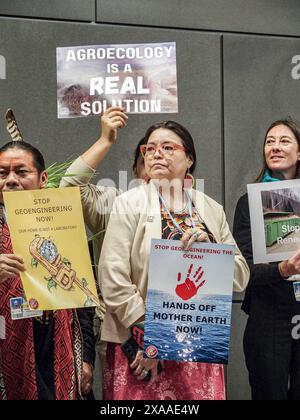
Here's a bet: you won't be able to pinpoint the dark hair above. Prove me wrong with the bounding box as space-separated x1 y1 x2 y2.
0 141 46 175
132 137 146 175
143 121 197 174
256 117 300 182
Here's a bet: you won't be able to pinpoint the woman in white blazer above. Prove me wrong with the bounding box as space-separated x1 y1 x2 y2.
99 119 249 400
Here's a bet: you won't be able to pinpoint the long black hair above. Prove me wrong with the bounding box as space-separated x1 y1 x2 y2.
132 137 146 176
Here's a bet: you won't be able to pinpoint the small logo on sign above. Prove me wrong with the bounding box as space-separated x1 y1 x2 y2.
29 298 39 310
145 345 159 359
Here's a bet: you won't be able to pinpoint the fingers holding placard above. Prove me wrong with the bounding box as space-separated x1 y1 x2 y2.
0 254 25 284
101 107 128 144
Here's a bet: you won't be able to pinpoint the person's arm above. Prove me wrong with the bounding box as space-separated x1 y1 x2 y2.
76 307 96 396
61 165 118 235
99 194 145 328
233 194 284 287
81 106 128 170
76 307 96 366
99 193 160 382
60 106 127 189
60 107 127 234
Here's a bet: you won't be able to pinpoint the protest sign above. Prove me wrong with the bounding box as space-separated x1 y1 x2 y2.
57 42 178 118
143 239 235 364
3 187 99 310
248 179 300 263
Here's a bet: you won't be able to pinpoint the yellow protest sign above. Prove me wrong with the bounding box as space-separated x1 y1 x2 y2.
3 187 100 311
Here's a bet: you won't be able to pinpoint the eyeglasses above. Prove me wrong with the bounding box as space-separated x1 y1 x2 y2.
140 142 185 159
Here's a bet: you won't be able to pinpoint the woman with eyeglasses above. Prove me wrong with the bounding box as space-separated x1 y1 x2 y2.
99 119 249 400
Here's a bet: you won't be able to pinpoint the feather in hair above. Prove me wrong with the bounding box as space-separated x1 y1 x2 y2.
5 109 23 141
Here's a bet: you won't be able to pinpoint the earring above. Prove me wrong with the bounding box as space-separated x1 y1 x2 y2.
184 170 195 189
143 175 151 183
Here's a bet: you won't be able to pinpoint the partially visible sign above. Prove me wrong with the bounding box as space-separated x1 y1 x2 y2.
248 179 300 263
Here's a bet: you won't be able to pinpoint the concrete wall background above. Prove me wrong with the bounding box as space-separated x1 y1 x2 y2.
1 1 300 400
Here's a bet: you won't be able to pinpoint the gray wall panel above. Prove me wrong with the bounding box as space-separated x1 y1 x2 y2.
224 35 300 226
0 18 222 202
227 303 251 400
97 0 300 37
0 0 95 22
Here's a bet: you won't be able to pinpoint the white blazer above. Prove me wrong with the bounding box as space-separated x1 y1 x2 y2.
99 181 249 343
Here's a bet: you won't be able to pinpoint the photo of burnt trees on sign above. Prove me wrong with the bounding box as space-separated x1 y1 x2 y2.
261 188 300 254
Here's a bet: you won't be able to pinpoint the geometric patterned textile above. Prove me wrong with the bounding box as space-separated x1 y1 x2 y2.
0 220 81 399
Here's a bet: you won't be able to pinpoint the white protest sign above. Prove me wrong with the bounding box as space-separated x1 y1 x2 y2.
57 42 178 118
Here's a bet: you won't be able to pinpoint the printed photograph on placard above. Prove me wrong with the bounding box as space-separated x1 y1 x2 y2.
248 179 300 263
262 187 300 254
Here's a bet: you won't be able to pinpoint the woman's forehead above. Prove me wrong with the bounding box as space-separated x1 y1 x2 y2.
148 128 182 144
267 124 295 138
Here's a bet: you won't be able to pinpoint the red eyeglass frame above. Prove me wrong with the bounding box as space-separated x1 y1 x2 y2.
140 142 186 158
